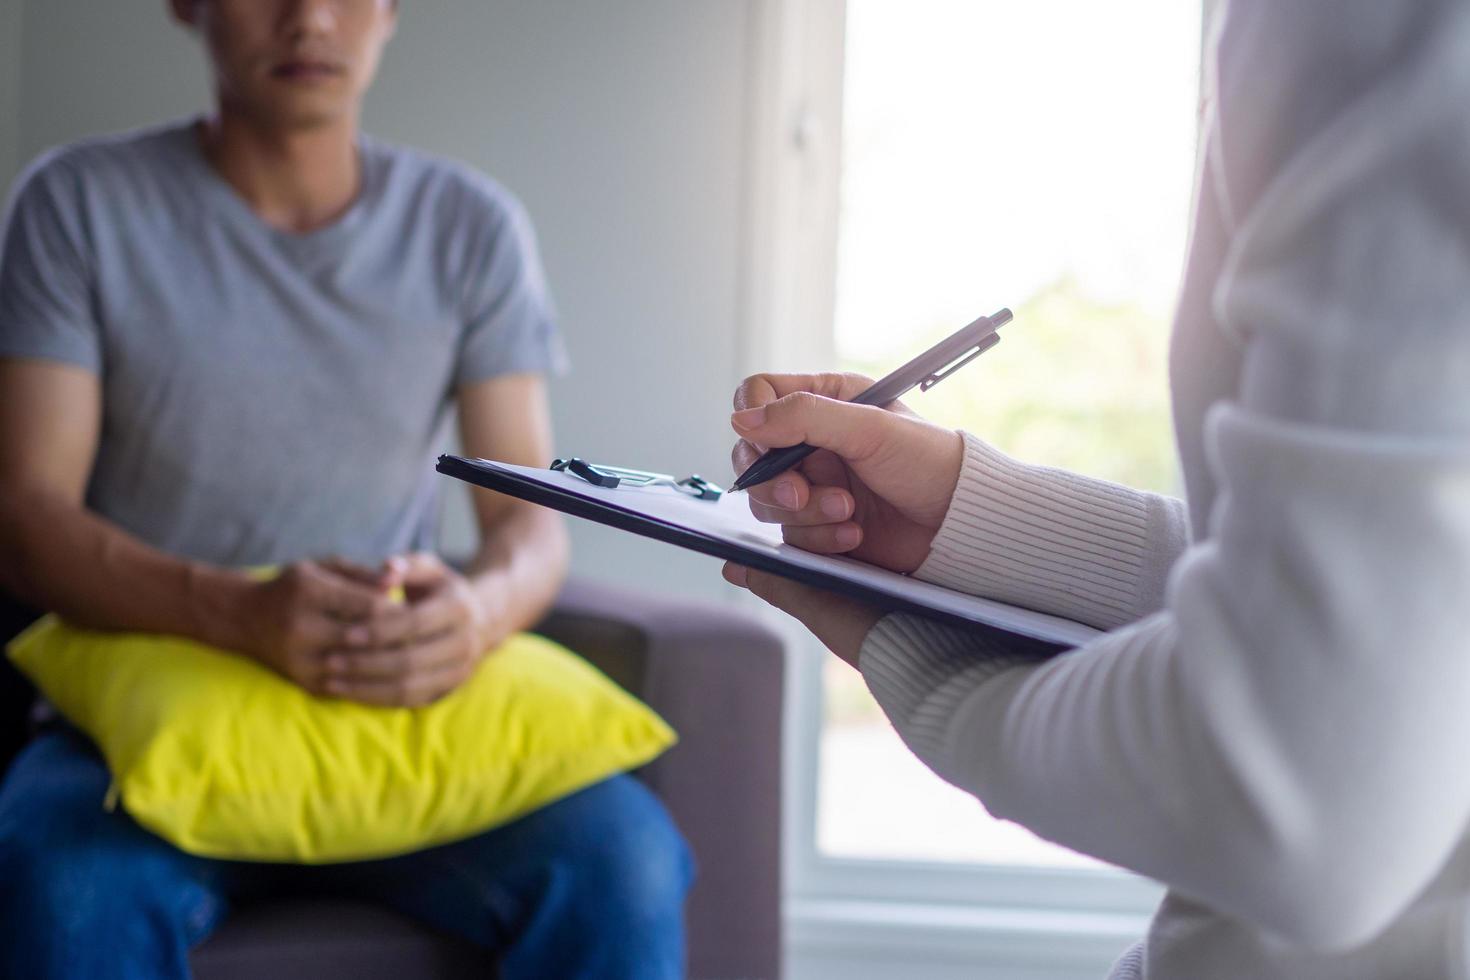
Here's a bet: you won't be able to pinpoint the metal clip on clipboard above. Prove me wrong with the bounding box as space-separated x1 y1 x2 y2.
551 458 724 501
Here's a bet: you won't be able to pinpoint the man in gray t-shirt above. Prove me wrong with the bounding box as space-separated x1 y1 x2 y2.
0 2 689 977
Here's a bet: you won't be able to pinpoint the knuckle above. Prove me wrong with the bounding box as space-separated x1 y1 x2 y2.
779 391 824 429
785 390 820 414
733 375 763 409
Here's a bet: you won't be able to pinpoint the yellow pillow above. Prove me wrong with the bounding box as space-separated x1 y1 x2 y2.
6 617 675 864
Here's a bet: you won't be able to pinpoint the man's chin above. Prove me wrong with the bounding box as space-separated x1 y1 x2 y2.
237 88 357 132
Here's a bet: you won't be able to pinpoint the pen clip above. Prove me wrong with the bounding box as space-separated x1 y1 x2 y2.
919 332 1001 392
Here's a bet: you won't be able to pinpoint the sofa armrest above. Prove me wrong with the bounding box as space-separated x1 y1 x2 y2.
535 578 786 980
0 592 41 776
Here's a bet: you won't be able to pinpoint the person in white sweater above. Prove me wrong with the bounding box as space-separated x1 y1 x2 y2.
722 2 1470 977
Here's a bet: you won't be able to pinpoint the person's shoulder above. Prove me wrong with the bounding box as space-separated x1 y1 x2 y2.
363 136 532 232
10 119 195 206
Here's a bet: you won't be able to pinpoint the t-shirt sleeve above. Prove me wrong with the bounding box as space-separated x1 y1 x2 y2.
0 155 101 372
453 187 569 387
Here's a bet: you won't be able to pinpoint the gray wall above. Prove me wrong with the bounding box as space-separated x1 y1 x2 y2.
0 0 23 190
2 0 756 604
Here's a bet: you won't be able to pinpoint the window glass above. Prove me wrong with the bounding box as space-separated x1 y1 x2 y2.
822 0 1202 867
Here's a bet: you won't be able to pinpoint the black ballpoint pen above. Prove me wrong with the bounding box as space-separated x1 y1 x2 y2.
731 307 1013 492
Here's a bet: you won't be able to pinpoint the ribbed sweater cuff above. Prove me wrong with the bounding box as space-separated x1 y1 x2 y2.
859 613 1035 782
915 432 1162 630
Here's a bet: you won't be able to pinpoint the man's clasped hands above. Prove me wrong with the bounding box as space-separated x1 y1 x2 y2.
235 553 499 708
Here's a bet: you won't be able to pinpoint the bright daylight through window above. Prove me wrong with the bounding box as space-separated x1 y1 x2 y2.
822 0 1203 868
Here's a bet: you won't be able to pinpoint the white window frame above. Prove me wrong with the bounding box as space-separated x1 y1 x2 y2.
737 0 1215 970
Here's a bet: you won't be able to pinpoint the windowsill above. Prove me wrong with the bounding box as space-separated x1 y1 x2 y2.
787 897 1148 970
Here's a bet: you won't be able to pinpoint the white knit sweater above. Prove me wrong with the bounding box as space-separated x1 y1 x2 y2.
858 3 1470 977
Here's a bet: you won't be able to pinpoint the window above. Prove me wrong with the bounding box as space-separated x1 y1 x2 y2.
817 0 1202 876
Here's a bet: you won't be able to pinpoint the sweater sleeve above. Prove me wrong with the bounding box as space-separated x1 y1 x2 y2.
861 1 1470 954
913 432 1187 631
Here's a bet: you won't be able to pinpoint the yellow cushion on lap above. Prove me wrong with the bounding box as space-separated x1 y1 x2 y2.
6 617 675 864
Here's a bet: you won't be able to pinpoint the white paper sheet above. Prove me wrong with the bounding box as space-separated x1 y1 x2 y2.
472 458 1101 649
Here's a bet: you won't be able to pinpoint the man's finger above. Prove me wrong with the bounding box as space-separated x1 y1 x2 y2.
327 655 475 708
318 557 396 589
326 629 462 681
392 552 451 588
297 610 353 652
301 565 393 621
340 592 459 648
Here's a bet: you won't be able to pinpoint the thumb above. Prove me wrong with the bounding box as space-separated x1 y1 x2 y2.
367 553 446 599
731 391 900 465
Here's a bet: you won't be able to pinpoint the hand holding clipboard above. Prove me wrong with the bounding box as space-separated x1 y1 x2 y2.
723 309 1015 661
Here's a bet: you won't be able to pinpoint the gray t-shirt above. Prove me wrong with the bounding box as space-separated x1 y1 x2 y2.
0 119 567 566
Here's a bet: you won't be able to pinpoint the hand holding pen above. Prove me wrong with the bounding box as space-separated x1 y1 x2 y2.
731 309 1010 491
726 309 1011 578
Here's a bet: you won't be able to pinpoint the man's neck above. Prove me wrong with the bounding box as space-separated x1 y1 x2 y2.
198 109 362 234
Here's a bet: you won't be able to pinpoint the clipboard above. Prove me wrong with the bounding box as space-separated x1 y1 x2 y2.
436 454 1099 653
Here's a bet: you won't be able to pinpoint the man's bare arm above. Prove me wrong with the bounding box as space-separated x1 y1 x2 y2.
0 357 251 646
0 357 390 692
456 372 569 640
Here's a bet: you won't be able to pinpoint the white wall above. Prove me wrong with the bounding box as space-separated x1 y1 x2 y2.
3 0 756 604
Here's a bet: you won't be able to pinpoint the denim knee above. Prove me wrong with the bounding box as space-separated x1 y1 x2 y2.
559 776 695 926
0 817 110 940
0 732 225 972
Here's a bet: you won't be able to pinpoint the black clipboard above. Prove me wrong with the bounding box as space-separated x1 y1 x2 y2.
436 454 1091 655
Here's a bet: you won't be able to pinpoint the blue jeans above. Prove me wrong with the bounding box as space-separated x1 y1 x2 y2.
0 727 693 979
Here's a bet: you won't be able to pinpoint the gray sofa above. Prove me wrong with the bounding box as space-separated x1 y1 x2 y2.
0 577 786 979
